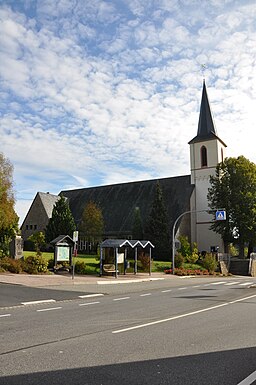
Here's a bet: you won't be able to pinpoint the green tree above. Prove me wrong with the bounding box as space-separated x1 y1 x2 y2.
145 181 170 261
132 207 143 239
28 231 46 256
208 156 256 257
45 195 76 243
0 153 19 256
79 201 104 251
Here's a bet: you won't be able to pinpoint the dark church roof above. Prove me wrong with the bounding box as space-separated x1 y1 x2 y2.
189 81 227 147
61 175 194 237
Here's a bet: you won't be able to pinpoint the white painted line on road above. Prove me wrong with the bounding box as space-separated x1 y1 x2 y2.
113 297 130 301
140 293 152 297
239 282 252 286
79 301 100 306
22 299 56 306
112 294 256 334
37 307 62 312
224 282 239 286
178 287 187 290
192 285 200 288
237 369 256 385
162 289 172 293
0 314 11 318
78 294 104 298
210 281 226 285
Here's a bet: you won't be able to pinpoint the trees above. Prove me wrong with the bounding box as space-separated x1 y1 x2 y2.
208 156 256 257
45 195 76 243
28 232 46 256
79 201 104 251
145 181 170 260
0 153 19 256
132 207 143 240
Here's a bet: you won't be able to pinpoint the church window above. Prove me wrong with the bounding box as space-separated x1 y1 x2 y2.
201 146 207 167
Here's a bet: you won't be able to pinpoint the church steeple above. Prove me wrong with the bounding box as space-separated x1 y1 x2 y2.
189 81 226 146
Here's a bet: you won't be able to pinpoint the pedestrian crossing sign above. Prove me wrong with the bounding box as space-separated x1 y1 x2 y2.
215 210 226 221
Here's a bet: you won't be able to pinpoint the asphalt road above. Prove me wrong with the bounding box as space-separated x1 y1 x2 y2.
1 277 256 384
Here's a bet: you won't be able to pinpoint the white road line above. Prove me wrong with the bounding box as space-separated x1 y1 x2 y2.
113 297 130 301
192 285 200 288
140 293 152 297
79 301 100 306
37 307 62 312
22 299 56 306
0 314 11 318
239 282 252 286
224 282 239 286
161 289 172 293
210 281 227 285
237 370 256 385
112 294 256 334
78 294 104 298
178 287 187 290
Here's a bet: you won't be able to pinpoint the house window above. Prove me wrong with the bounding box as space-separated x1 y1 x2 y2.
34 225 37 230
30 225 33 230
26 225 29 230
201 146 207 167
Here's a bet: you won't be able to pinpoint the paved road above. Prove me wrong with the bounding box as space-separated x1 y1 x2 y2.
1 277 256 384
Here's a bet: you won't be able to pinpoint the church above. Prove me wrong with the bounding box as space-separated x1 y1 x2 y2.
21 81 226 254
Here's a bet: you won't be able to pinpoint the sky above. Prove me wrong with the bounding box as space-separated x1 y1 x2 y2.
0 0 256 225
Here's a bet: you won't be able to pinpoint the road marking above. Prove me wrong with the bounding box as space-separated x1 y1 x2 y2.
37 307 62 312
210 281 226 285
161 289 172 293
112 294 256 334
178 287 187 290
79 301 100 306
192 285 200 288
239 282 252 286
224 282 239 286
78 294 104 298
22 299 56 306
140 293 152 297
0 314 11 318
237 370 256 385
113 297 130 301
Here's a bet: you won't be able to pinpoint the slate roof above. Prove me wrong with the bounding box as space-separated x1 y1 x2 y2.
189 81 227 147
38 192 60 218
61 175 194 237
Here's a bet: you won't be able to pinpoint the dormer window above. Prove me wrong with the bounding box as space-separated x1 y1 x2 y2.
201 146 207 167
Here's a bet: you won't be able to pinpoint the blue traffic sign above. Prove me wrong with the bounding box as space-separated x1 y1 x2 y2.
215 210 226 221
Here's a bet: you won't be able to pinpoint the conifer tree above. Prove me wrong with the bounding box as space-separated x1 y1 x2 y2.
132 207 143 240
145 181 170 260
79 201 104 249
45 195 76 242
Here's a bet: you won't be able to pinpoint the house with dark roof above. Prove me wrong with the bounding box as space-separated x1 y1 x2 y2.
20 192 60 241
21 81 226 254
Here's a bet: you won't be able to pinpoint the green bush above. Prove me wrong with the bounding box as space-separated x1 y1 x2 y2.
175 253 184 268
24 255 48 274
201 253 218 274
75 261 87 274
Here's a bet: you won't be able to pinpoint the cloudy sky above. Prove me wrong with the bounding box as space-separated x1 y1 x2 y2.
1 0 256 224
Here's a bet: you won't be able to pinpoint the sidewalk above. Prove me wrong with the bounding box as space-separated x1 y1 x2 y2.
0 271 174 288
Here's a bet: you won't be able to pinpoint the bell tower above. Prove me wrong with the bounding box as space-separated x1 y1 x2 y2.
189 81 227 252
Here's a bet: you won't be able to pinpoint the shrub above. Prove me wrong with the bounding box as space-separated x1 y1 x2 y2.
75 261 87 274
201 253 218 274
175 253 184 268
0 257 23 273
24 255 48 274
138 253 150 271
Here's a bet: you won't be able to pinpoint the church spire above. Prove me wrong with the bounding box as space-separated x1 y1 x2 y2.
189 81 226 146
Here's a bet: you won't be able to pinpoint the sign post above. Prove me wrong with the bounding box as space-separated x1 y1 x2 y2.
72 231 79 280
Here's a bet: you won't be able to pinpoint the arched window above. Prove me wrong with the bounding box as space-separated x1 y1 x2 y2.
201 146 207 167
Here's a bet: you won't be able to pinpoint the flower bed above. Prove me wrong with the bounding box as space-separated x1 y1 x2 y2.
164 267 209 276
